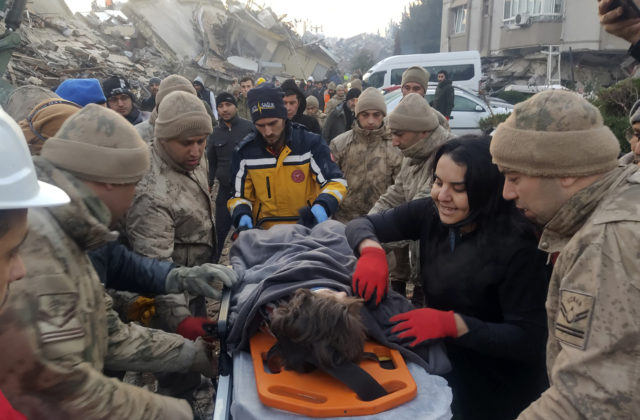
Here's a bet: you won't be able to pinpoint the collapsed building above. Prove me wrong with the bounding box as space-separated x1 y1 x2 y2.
440 0 633 94
1 0 339 100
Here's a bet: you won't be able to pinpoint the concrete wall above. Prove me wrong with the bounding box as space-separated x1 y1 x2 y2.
499 22 563 50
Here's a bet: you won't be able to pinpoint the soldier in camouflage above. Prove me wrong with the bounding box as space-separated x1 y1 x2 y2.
330 87 402 223
125 90 217 419
491 90 640 419
0 105 213 419
236 76 253 120
368 93 455 298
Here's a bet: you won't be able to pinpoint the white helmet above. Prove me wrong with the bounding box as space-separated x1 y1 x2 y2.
0 107 69 209
307 76 314 82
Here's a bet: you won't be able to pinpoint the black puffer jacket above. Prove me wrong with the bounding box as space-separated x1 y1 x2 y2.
346 197 551 420
88 240 174 294
281 79 322 134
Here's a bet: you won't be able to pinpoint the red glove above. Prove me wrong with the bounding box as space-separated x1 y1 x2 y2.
176 316 211 341
389 308 458 347
352 247 389 306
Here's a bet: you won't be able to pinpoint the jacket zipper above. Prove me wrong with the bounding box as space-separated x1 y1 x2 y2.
266 176 271 198
256 203 262 221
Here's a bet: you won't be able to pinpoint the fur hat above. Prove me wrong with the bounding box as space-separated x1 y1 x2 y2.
401 66 431 91
388 93 438 132
41 104 149 184
155 91 213 141
355 87 386 116
490 90 620 177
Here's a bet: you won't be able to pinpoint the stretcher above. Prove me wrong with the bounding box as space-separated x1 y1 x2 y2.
212 289 453 420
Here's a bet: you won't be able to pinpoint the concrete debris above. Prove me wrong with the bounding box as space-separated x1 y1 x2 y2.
4 0 342 97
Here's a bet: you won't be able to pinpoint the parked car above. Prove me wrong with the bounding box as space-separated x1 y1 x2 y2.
383 84 513 136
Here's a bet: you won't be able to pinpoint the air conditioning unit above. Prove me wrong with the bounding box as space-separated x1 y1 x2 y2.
515 13 532 26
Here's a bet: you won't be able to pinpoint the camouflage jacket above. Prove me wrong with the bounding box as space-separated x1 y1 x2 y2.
330 123 402 223
0 158 195 420
325 93 345 116
135 118 154 144
369 125 455 214
237 95 251 121
126 139 216 266
518 165 640 420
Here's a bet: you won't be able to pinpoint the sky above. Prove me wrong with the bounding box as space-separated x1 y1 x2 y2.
64 0 417 39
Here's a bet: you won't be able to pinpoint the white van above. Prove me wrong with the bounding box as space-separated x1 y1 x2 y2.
363 51 482 92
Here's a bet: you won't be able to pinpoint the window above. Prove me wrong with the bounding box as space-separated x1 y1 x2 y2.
503 0 562 23
367 71 386 88
454 96 483 112
452 6 467 34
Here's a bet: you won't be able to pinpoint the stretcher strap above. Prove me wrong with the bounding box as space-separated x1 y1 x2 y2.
266 343 389 402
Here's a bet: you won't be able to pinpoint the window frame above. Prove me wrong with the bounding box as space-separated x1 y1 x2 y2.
452 6 468 35
502 0 562 24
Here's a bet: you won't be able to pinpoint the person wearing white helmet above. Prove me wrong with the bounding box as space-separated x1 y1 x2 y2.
0 106 69 420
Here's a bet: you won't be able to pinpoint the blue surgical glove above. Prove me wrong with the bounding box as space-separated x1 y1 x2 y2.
238 215 253 229
311 204 328 224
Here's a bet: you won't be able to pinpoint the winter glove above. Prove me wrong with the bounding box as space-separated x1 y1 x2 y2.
126 296 156 326
352 247 389 306
189 336 218 378
238 214 253 229
389 308 457 347
311 204 328 224
165 263 237 300
176 316 213 341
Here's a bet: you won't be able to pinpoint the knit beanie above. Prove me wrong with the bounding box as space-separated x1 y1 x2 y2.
490 90 620 177
247 83 287 123
355 87 386 116
346 88 361 102
19 99 81 155
102 76 134 100
388 93 439 132
149 77 162 85
216 92 237 107
55 78 106 106
350 79 362 92
630 99 640 125
156 75 197 108
155 91 213 141
41 104 150 184
306 95 319 108
328 82 336 91
401 66 431 90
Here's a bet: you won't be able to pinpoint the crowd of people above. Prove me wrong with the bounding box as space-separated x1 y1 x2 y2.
0 1 639 419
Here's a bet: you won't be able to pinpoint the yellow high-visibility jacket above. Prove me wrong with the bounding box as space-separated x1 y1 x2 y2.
228 121 347 229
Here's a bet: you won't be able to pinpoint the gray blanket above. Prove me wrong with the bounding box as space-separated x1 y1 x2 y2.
226 221 451 374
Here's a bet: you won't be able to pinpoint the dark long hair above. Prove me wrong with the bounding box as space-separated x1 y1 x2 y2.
429 135 536 237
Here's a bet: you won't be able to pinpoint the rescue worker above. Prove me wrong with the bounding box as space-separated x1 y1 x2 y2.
125 91 217 418
325 83 345 116
281 79 322 134
0 107 70 420
141 77 161 111
237 76 254 120
102 75 146 125
400 66 450 129
304 95 327 128
0 105 211 420
330 87 402 223
207 91 253 259
322 87 361 143
369 93 455 297
228 83 347 230
490 90 640 419
324 81 336 108
135 74 198 144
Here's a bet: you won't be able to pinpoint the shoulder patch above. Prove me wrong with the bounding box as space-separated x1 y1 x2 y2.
37 292 85 344
555 289 595 350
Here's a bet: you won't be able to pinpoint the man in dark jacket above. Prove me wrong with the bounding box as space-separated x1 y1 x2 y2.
281 79 322 134
433 70 455 119
140 77 161 112
193 76 218 120
102 75 145 125
322 88 360 143
207 92 254 258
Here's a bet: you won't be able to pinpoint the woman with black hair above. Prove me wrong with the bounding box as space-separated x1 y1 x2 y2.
345 135 550 420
